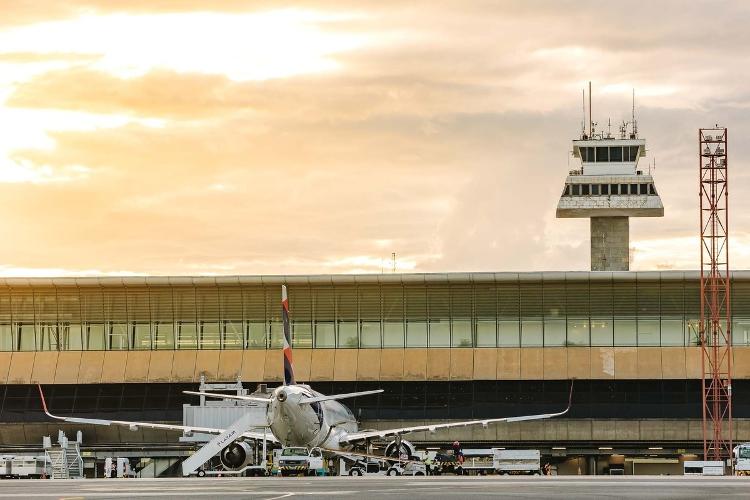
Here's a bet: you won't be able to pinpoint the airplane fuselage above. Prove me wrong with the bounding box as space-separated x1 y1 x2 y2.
267 384 358 450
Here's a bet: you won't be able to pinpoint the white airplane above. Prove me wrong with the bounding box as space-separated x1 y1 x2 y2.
39 285 572 475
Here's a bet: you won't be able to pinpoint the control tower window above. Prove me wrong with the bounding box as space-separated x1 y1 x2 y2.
609 184 618 195
620 184 628 194
626 146 640 161
596 146 609 162
639 183 648 195
584 146 595 162
591 184 599 195
572 184 580 195
600 184 609 195
581 184 590 195
649 184 656 195
563 184 570 196
630 184 638 195
610 146 623 162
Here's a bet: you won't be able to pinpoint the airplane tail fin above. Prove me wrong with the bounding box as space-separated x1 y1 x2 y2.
282 285 295 386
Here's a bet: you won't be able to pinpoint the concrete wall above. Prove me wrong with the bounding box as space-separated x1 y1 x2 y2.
591 216 629 271
4 346 750 384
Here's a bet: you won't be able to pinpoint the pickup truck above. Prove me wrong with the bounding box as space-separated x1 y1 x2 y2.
276 447 325 476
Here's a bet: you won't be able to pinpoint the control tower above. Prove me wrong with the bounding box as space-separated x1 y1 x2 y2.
556 89 663 271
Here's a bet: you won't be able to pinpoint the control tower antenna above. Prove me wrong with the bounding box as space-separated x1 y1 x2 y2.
588 81 592 137
581 89 586 138
632 89 638 138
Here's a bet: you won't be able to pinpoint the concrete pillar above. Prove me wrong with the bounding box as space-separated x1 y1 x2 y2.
590 217 629 271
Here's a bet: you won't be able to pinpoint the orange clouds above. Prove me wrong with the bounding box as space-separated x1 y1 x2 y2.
0 1 750 277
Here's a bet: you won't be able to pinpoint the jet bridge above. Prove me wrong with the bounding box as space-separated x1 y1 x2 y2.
180 376 270 443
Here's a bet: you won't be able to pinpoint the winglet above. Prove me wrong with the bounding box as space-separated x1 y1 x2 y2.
37 384 61 420
566 379 575 414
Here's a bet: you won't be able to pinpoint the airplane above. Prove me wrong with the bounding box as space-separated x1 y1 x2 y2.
38 285 572 475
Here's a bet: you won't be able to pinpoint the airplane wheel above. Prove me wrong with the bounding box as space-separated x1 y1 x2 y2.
349 468 363 476
387 468 399 476
197 470 206 477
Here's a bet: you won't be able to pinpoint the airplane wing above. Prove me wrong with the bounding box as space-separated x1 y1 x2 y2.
341 382 573 444
183 391 272 404
299 389 384 405
37 384 277 443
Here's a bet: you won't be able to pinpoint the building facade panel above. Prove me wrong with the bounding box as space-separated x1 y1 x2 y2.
31 351 58 384
8 352 34 384
356 349 381 381
216 350 242 381
124 351 150 382
148 351 174 382
100 352 127 383
54 351 82 384
77 351 104 384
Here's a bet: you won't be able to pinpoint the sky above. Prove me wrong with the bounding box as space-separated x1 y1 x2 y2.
0 0 749 277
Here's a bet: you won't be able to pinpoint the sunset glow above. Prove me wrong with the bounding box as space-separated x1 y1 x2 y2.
0 1 749 276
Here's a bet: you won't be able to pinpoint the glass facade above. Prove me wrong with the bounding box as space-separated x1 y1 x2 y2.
0 272 748 350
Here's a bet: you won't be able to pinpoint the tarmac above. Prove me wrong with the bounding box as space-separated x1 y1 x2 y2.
0 475 748 499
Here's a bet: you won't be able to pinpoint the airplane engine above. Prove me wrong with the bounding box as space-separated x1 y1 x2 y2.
219 441 253 470
384 438 415 459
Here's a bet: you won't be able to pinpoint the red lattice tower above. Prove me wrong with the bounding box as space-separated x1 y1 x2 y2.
699 127 733 462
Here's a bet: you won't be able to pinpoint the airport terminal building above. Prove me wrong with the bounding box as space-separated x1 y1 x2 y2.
1 271 750 474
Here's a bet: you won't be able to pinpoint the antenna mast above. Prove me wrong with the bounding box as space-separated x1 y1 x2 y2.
588 81 592 137
581 89 586 138
632 89 638 138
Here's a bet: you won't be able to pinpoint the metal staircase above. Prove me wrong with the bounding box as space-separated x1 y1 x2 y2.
43 431 84 479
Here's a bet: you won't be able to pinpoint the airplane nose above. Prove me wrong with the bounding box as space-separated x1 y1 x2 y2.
277 390 288 402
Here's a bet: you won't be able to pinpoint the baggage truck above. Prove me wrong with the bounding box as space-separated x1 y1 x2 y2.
492 449 541 475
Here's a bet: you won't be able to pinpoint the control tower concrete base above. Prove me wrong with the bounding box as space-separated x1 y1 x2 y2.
591 216 629 271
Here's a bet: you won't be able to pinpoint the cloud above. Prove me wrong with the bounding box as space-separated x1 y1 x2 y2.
1 1 750 275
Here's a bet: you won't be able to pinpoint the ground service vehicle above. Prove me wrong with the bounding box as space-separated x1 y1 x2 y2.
492 449 541 475
684 460 724 476
277 447 324 476
385 461 427 476
0 456 49 479
734 443 750 475
346 458 426 477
